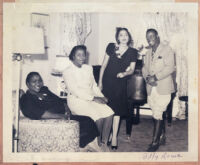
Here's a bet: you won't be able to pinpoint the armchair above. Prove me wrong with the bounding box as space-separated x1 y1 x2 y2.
13 90 80 152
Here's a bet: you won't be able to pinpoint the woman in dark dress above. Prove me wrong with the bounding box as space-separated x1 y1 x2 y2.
98 27 137 149
20 72 99 149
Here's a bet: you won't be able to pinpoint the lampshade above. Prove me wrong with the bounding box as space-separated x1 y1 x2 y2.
12 26 45 55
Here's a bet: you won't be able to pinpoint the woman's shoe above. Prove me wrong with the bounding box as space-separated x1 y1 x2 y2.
111 145 118 150
111 137 118 150
107 141 111 146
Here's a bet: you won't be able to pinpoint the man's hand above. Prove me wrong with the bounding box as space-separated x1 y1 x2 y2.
93 97 108 104
36 93 47 100
146 75 158 86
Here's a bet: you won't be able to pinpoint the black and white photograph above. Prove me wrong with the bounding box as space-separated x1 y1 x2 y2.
3 2 198 162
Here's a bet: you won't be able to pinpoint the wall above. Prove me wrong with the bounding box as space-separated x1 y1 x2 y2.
85 13 99 65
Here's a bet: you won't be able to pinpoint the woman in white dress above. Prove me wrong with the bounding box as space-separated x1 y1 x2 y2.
62 45 114 147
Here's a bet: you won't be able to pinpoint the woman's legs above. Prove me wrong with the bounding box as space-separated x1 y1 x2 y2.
96 118 104 146
101 115 113 144
70 115 99 148
111 115 120 147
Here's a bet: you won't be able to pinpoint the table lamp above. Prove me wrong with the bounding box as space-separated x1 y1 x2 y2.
12 26 45 152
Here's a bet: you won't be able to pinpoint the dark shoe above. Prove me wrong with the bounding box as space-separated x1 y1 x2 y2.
148 142 153 147
111 146 118 150
107 141 111 146
147 142 159 152
149 136 165 147
111 137 118 150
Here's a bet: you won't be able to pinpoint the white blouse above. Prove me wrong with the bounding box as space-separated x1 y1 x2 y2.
62 61 104 101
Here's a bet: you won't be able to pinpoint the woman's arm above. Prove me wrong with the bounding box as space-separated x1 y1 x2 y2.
117 62 136 78
98 53 110 90
20 95 46 120
63 68 94 101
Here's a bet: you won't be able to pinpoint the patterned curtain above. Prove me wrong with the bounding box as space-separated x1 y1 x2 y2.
53 13 91 96
59 13 91 56
142 12 188 119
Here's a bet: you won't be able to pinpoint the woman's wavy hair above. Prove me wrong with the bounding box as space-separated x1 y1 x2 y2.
69 45 87 61
115 27 133 47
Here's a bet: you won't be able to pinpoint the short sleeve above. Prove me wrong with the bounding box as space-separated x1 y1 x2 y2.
106 43 115 56
129 48 138 62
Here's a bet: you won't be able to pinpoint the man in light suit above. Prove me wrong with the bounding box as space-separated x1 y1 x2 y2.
142 29 175 152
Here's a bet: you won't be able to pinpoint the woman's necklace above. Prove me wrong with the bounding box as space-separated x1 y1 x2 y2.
115 44 128 59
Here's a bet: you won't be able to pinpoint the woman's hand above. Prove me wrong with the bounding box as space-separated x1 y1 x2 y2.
93 96 107 104
101 97 108 103
117 72 126 78
36 93 47 100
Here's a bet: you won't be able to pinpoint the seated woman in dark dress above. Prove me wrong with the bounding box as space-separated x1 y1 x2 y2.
20 72 99 149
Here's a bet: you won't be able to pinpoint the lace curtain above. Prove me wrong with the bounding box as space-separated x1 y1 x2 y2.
59 13 91 56
142 12 188 119
53 13 91 96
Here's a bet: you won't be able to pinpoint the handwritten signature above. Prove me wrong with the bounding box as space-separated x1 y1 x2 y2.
143 152 183 160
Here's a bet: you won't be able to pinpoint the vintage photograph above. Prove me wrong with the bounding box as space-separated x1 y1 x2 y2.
3 2 198 162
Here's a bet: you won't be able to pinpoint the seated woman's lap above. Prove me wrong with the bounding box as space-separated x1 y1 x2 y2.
67 96 114 121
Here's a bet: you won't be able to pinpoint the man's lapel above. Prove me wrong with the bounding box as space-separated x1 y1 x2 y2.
146 49 151 73
153 43 163 61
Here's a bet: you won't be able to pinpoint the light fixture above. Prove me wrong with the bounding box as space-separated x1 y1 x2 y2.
12 26 45 152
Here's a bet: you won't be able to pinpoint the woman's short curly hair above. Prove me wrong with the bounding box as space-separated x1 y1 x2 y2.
69 45 87 61
26 72 41 85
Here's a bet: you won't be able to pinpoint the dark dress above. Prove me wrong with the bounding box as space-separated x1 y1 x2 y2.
20 86 99 148
102 43 137 117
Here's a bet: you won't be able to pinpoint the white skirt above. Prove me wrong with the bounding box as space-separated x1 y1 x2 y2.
67 95 114 121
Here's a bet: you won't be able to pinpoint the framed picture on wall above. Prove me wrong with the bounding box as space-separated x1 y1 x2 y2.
31 13 50 49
